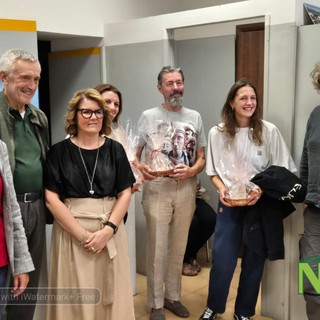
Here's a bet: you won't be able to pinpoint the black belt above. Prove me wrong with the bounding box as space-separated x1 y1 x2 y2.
16 191 42 203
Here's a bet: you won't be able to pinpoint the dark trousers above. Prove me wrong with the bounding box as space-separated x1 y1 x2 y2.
6 198 46 320
183 198 216 263
300 205 320 320
207 202 265 317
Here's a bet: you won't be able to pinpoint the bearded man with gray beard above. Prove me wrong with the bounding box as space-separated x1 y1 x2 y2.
135 66 206 320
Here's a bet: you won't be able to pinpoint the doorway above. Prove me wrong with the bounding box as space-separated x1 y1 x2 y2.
236 22 265 108
38 40 52 144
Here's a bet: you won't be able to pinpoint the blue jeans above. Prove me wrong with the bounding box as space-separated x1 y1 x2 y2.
207 202 265 317
0 265 9 320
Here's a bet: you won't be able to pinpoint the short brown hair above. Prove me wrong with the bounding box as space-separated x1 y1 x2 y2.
65 88 112 136
157 66 184 85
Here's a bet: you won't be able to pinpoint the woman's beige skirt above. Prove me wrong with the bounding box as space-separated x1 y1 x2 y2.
46 197 135 320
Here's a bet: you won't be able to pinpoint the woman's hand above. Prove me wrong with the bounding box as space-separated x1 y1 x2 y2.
247 187 263 206
218 188 233 207
83 228 113 254
210 175 232 208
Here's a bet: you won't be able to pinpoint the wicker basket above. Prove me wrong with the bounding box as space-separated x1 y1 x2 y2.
225 190 260 206
225 197 251 206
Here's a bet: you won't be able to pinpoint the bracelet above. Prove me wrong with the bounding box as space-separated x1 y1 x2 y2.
103 221 119 234
79 230 88 247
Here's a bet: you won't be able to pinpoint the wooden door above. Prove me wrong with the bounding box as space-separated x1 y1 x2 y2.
236 23 264 108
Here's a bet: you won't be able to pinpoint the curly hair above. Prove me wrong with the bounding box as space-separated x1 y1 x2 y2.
65 88 112 136
310 63 320 93
220 78 263 145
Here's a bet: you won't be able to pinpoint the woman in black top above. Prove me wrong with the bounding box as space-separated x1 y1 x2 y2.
44 88 135 320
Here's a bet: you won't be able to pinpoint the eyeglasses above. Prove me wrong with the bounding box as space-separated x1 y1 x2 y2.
77 109 105 119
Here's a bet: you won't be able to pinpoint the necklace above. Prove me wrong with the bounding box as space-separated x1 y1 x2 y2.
78 145 100 195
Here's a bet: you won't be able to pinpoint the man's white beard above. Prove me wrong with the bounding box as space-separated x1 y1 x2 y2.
168 97 183 107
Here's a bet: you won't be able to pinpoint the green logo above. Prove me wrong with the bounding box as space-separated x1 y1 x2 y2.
298 256 320 294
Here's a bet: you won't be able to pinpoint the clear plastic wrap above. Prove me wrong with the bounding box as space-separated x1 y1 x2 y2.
225 181 260 206
220 132 260 206
111 119 144 184
145 121 175 177
123 119 144 184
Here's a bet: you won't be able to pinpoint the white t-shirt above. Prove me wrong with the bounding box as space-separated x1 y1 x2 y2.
206 120 297 189
137 105 206 168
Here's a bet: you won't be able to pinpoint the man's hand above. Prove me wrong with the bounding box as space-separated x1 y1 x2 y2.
136 162 157 181
135 147 158 181
11 273 29 297
131 182 142 193
170 164 192 180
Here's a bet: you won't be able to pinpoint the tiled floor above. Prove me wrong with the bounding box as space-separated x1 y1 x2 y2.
133 247 273 320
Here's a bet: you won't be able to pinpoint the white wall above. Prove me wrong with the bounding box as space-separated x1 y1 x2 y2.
1 0 246 38
103 0 245 23
2 0 314 41
1 0 106 37
104 0 297 46
0 1 319 43
2 0 316 51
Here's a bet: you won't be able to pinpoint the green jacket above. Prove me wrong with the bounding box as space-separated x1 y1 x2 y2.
0 90 50 172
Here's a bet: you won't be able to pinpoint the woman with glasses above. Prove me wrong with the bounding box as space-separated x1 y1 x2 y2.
44 88 136 320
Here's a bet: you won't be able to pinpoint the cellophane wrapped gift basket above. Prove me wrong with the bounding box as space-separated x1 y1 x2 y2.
112 119 144 185
145 121 175 177
221 133 260 206
123 119 144 184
